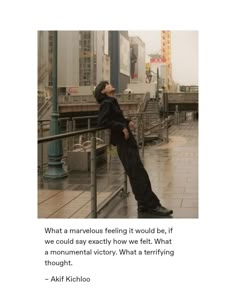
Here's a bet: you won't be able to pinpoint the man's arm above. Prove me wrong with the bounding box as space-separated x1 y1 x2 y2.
98 100 126 131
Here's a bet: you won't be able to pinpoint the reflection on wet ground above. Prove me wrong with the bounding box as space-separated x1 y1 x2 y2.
38 120 198 219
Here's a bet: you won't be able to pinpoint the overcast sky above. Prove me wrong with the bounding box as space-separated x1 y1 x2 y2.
129 31 198 85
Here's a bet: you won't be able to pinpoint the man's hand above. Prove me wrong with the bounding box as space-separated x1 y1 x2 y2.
123 128 129 140
129 121 135 131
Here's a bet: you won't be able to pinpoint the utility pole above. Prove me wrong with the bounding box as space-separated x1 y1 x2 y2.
44 31 67 179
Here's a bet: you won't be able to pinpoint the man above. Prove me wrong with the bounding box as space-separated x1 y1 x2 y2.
94 81 173 217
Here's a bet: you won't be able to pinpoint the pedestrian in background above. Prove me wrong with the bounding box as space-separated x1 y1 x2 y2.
94 81 173 216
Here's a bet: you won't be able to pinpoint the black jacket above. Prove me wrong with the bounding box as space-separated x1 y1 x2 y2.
97 96 136 146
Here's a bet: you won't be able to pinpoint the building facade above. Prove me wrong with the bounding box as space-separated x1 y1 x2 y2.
38 31 110 96
129 36 146 83
161 30 173 91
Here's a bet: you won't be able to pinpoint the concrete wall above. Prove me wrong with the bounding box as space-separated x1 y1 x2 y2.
127 83 157 98
78 86 93 95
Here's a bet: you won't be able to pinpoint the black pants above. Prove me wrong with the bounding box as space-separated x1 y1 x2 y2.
117 141 160 208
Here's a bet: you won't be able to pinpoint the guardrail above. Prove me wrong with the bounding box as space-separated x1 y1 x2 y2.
57 93 147 104
167 92 198 103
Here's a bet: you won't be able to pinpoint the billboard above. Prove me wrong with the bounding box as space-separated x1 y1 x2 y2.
120 34 130 76
130 43 145 82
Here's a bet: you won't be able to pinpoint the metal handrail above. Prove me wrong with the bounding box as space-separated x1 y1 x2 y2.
38 125 126 219
38 113 179 145
38 126 106 144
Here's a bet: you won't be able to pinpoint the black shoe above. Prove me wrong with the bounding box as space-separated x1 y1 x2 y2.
138 204 173 216
149 205 173 216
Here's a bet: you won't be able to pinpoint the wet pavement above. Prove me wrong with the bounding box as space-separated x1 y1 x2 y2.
98 120 198 219
38 120 198 219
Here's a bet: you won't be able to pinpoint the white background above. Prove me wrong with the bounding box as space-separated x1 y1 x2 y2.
1 0 236 292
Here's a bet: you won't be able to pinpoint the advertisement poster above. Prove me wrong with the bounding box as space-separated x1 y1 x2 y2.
120 34 130 76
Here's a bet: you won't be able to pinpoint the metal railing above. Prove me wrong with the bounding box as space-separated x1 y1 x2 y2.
167 92 198 103
57 93 147 104
38 110 188 169
38 126 128 218
38 117 107 173
38 110 189 171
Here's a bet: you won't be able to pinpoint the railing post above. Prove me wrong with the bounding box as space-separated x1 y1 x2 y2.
67 119 73 150
72 118 76 146
136 115 140 146
72 118 76 131
165 118 169 143
66 119 70 151
88 118 91 141
175 105 179 124
160 120 163 142
141 113 145 157
90 132 97 218
39 121 44 175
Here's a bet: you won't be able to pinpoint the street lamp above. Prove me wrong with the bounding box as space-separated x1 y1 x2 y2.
44 31 68 179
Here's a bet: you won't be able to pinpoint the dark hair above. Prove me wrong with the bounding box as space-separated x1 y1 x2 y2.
94 81 109 103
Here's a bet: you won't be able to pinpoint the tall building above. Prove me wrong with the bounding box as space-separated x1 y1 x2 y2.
79 31 110 94
79 31 95 87
129 36 146 83
161 31 173 91
38 31 110 96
